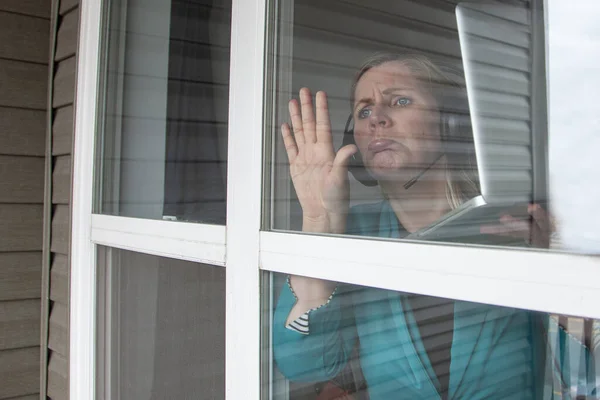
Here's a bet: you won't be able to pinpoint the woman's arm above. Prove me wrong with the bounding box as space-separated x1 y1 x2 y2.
285 276 337 325
273 281 358 382
274 88 360 381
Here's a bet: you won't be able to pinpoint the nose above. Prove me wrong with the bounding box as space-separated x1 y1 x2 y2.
368 105 391 129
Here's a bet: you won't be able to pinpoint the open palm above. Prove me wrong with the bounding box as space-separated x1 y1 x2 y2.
281 88 357 233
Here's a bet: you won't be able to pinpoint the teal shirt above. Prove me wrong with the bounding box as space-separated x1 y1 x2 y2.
273 201 593 399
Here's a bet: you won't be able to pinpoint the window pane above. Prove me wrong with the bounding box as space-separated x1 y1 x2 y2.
265 271 600 399
97 247 225 399
265 0 600 253
97 0 230 224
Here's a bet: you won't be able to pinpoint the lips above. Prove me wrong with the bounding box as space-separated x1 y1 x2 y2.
367 139 396 154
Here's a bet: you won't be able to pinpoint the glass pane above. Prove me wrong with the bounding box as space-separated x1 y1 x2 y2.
265 0 600 253
97 247 225 399
264 271 600 399
97 0 231 224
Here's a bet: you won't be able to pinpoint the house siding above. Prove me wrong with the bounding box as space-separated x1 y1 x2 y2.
0 1 50 399
44 1 80 399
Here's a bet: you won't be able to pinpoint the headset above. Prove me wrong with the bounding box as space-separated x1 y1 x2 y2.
340 91 474 189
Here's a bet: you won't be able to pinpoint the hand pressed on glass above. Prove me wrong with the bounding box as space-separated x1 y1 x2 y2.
281 88 357 234
480 203 553 248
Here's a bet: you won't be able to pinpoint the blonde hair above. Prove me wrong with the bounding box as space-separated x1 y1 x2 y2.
351 52 480 209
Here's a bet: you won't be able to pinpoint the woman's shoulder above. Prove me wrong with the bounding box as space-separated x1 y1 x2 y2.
346 201 387 236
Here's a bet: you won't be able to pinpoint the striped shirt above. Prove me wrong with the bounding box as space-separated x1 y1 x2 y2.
284 276 337 335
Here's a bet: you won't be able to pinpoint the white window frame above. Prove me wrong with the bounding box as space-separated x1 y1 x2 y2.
71 0 600 399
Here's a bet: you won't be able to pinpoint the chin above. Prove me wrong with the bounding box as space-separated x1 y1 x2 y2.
367 159 422 183
366 166 406 182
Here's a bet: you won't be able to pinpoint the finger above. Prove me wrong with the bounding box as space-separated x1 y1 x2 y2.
528 204 550 234
315 91 333 144
288 99 305 146
281 123 298 163
480 224 528 238
332 144 358 174
529 222 550 248
528 204 551 248
299 88 317 143
480 215 530 239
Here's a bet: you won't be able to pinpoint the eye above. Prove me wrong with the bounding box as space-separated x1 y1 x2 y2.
393 97 412 107
357 107 371 119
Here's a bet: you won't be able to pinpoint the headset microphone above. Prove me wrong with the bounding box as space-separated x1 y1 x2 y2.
402 153 445 190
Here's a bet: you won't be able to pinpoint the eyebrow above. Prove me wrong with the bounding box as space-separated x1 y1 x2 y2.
353 87 416 110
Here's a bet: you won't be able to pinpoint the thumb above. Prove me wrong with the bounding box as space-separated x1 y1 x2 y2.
332 144 358 173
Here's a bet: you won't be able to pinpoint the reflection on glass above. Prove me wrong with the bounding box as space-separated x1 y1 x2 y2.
264 0 600 399
267 272 599 399
97 247 225 399
267 0 560 249
98 0 230 223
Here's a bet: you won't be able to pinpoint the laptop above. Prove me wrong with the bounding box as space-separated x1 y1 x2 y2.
406 2 548 243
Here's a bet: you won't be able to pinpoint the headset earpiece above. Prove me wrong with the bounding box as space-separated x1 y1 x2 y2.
341 115 378 187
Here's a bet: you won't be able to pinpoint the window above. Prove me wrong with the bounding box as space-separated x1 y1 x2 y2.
69 0 600 399
267 0 551 249
266 272 598 400
262 0 600 399
98 0 230 224
76 0 232 397
96 248 225 399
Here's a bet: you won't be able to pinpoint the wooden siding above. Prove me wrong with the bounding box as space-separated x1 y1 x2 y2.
55 9 78 62
59 0 78 16
0 3 49 400
0 12 49 63
6 395 39 400
0 1 51 18
52 56 76 109
0 205 43 252
0 108 46 156
48 302 68 356
52 156 71 204
44 2 79 399
0 347 40 399
6 396 39 400
49 255 68 305
0 156 45 203
50 205 70 256
47 352 67 400
0 60 48 110
0 253 42 301
0 299 40 350
52 106 74 156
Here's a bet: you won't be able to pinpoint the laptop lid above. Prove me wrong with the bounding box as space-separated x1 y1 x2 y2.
456 2 546 206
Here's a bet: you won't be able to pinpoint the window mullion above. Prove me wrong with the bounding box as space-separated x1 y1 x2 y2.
225 0 267 400
260 231 600 319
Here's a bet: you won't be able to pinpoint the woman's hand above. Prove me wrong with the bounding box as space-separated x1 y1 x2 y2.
281 88 358 234
480 204 553 248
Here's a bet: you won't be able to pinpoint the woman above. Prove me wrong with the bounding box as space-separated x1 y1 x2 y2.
273 53 586 399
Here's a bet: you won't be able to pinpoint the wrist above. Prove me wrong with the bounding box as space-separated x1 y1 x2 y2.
289 275 337 304
327 211 348 234
302 215 347 234
302 215 331 233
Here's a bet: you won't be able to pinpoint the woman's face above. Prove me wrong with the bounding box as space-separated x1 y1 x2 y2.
353 61 443 182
